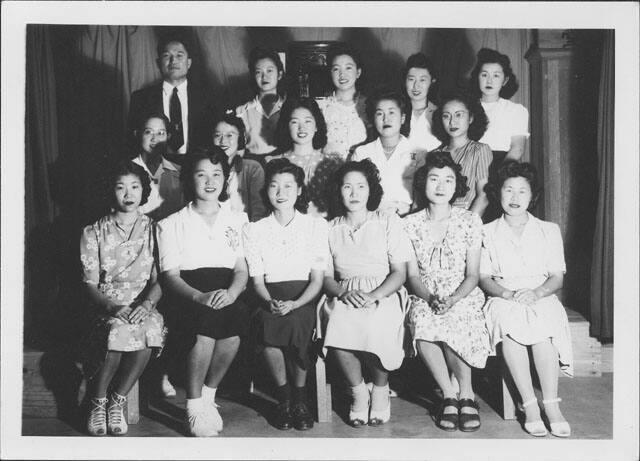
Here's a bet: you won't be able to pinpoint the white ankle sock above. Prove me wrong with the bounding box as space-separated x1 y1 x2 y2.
202 385 217 404
186 397 204 412
371 384 389 411
350 380 369 412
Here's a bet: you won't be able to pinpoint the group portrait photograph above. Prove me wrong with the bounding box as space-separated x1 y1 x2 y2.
1 2 638 460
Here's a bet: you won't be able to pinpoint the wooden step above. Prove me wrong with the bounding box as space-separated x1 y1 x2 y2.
565 307 602 377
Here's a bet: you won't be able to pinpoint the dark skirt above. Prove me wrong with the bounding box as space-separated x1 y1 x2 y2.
170 267 250 355
254 280 318 370
483 150 508 223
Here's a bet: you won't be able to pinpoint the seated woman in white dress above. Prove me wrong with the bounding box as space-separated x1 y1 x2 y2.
156 147 250 437
403 151 491 433
319 159 412 427
243 158 328 431
480 161 572 438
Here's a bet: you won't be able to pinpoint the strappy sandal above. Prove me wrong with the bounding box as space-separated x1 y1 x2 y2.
518 398 548 437
542 398 571 438
458 398 481 432
434 397 459 432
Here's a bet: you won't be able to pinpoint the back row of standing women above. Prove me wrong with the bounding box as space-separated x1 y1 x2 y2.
79 40 572 440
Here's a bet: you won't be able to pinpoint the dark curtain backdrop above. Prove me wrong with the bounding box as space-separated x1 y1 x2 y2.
24 25 562 348
590 30 614 341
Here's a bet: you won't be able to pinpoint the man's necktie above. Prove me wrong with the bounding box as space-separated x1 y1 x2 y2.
169 87 184 151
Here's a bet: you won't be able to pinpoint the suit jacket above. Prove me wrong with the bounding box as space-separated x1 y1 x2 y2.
128 81 216 153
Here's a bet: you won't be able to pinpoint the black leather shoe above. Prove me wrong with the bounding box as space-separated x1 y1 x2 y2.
272 401 293 430
291 402 314 431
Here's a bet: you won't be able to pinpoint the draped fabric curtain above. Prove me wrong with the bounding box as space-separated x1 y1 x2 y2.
25 25 534 344
589 30 614 341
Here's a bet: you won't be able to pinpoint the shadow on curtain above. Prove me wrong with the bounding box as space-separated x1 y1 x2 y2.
589 30 614 341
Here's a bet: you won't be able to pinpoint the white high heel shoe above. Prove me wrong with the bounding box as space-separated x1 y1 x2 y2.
518 398 548 437
542 398 571 437
349 382 370 428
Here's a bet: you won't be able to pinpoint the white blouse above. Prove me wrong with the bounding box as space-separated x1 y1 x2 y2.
408 109 441 152
242 211 329 283
157 202 248 272
479 98 530 152
351 136 426 210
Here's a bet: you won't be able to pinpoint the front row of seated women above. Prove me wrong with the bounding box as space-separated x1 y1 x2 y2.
80 148 573 439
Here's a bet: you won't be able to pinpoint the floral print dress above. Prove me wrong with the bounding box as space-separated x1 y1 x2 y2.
403 207 490 368
79 213 165 379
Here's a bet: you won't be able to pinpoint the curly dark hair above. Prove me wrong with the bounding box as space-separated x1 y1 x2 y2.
108 160 152 208
180 146 231 202
328 159 384 218
485 160 541 211
211 109 247 150
431 90 489 143
470 48 519 100
261 158 309 213
413 151 469 209
275 97 328 152
248 47 286 96
365 89 408 136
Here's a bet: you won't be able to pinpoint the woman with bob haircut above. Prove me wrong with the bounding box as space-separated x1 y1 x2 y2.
403 151 491 433
243 158 328 431
480 161 572 437
212 109 267 222
270 97 343 216
319 159 412 427
156 146 250 437
236 47 287 157
470 48 529 164
80 160 165 436
430 90 492 218
317 43 371 159
402 52 441 152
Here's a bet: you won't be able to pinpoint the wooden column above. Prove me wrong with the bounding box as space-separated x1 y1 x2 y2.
526 31 576 305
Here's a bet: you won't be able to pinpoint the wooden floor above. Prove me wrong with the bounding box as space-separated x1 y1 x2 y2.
22 373 613 440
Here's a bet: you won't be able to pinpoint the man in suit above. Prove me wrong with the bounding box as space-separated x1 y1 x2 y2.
128 36 215 156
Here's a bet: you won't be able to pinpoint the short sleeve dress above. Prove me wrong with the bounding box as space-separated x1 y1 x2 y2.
156 203 250 354
317 94 369 160
236 96 285 156
480 214 573 376
319 211 413 371
243 212 329 369
79 213 166 379
403 207 491 368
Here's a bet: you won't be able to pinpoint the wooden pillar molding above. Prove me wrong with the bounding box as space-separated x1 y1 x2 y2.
526 30 576 305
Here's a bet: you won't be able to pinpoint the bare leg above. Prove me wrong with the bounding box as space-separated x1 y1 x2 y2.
204 336 240 388
90 351 122 399
531 340 566 424
444 346 478 428
330 348 363 386
186 335 216 399
285 351 307 388
362 352 389 387
112 349 153 396
502 336 540 423
263 346 288 386
416 341 457 428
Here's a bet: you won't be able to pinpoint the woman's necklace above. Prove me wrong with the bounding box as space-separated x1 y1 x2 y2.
382 141 399 158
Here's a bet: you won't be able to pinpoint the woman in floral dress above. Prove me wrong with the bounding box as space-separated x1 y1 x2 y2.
80 160 165 436
403 151 490 432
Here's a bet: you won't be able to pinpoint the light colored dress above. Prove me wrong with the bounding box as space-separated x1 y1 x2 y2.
407 103 441 152
317 94 368 160
481 214 574 377
319 211 412 371
434 140 492 210
79 213 165 377
132 155 184 221
403 207 490 368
